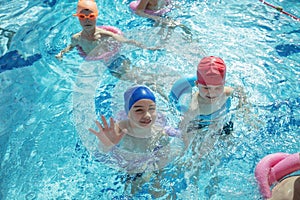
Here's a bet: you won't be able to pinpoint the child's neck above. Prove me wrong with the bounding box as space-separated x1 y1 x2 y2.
198 92 226 104
127 121 153 138
82 28 96 40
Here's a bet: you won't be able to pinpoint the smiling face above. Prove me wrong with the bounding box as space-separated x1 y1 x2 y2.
197 83 224 101
78 9 97 31
128 99 157 128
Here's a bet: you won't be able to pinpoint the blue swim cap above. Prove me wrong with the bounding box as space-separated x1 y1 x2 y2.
124 85 156 114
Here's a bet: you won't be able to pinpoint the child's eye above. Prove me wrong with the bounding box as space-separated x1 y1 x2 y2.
135 109 144 113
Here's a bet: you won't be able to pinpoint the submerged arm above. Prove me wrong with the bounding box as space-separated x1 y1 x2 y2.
55 36 78 60
136 9 182 28
109 31 161 50
231 86 248 109
179 107 198 149
55 44 74 60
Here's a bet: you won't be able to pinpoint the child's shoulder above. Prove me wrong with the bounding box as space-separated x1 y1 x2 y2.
95 27 115 36
224 86 234 96
71 32 81 42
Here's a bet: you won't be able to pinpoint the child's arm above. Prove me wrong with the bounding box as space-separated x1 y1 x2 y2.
231 86 247 109
55 35 78 60
179 98 198 149
98 28 160 50
55 44 74 60
110 32 161 50
225 86 234 96
136 9 182 28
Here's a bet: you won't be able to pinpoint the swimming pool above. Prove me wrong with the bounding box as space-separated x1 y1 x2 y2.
0 0 299 199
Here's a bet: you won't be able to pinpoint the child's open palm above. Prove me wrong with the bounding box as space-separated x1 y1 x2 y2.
89 115 126 148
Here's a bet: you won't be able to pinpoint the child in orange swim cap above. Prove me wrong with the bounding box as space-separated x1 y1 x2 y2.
56 0 158 60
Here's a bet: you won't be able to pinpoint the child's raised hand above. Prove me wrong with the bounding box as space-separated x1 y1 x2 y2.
89 115 126 148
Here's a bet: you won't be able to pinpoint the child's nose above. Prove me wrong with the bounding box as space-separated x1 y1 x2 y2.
144 111 151 118
208 89 214 93
208 89 217 95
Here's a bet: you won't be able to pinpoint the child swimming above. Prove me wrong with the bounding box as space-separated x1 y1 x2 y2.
89 85 182 170
55 0 158 60
130 0 186 28
89 85 184 197
133 0 169 18
180 56 234 139
137 0 168 12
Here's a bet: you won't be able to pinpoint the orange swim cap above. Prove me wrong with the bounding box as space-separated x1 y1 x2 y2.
196 56 226 86
76 0 98 15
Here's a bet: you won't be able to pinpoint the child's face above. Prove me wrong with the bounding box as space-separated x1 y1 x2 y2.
197 83 224 101
128 99 157 128
78 9 97 30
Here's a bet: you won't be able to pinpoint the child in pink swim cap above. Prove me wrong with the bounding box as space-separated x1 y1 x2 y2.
196 56 227 86
179 56 235 146
56 0 158 60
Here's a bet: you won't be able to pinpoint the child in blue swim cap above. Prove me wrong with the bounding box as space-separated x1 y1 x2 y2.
89 85 184 196
89 85 182 155
89 85 157 147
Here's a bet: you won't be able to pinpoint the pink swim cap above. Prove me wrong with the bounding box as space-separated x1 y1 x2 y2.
196 56 226 86
76 0 98 15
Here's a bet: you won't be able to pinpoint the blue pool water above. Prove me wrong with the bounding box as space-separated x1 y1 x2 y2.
1 0 299 199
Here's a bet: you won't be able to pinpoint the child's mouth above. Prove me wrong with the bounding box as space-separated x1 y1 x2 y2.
139 119 152 126
206 96 215 99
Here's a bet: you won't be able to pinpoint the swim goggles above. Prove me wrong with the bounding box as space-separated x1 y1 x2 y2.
73 13 97 20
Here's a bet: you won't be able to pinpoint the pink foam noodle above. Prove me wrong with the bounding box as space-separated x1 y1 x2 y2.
255 153 289 198
255 153 300 198
269 153 300 184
